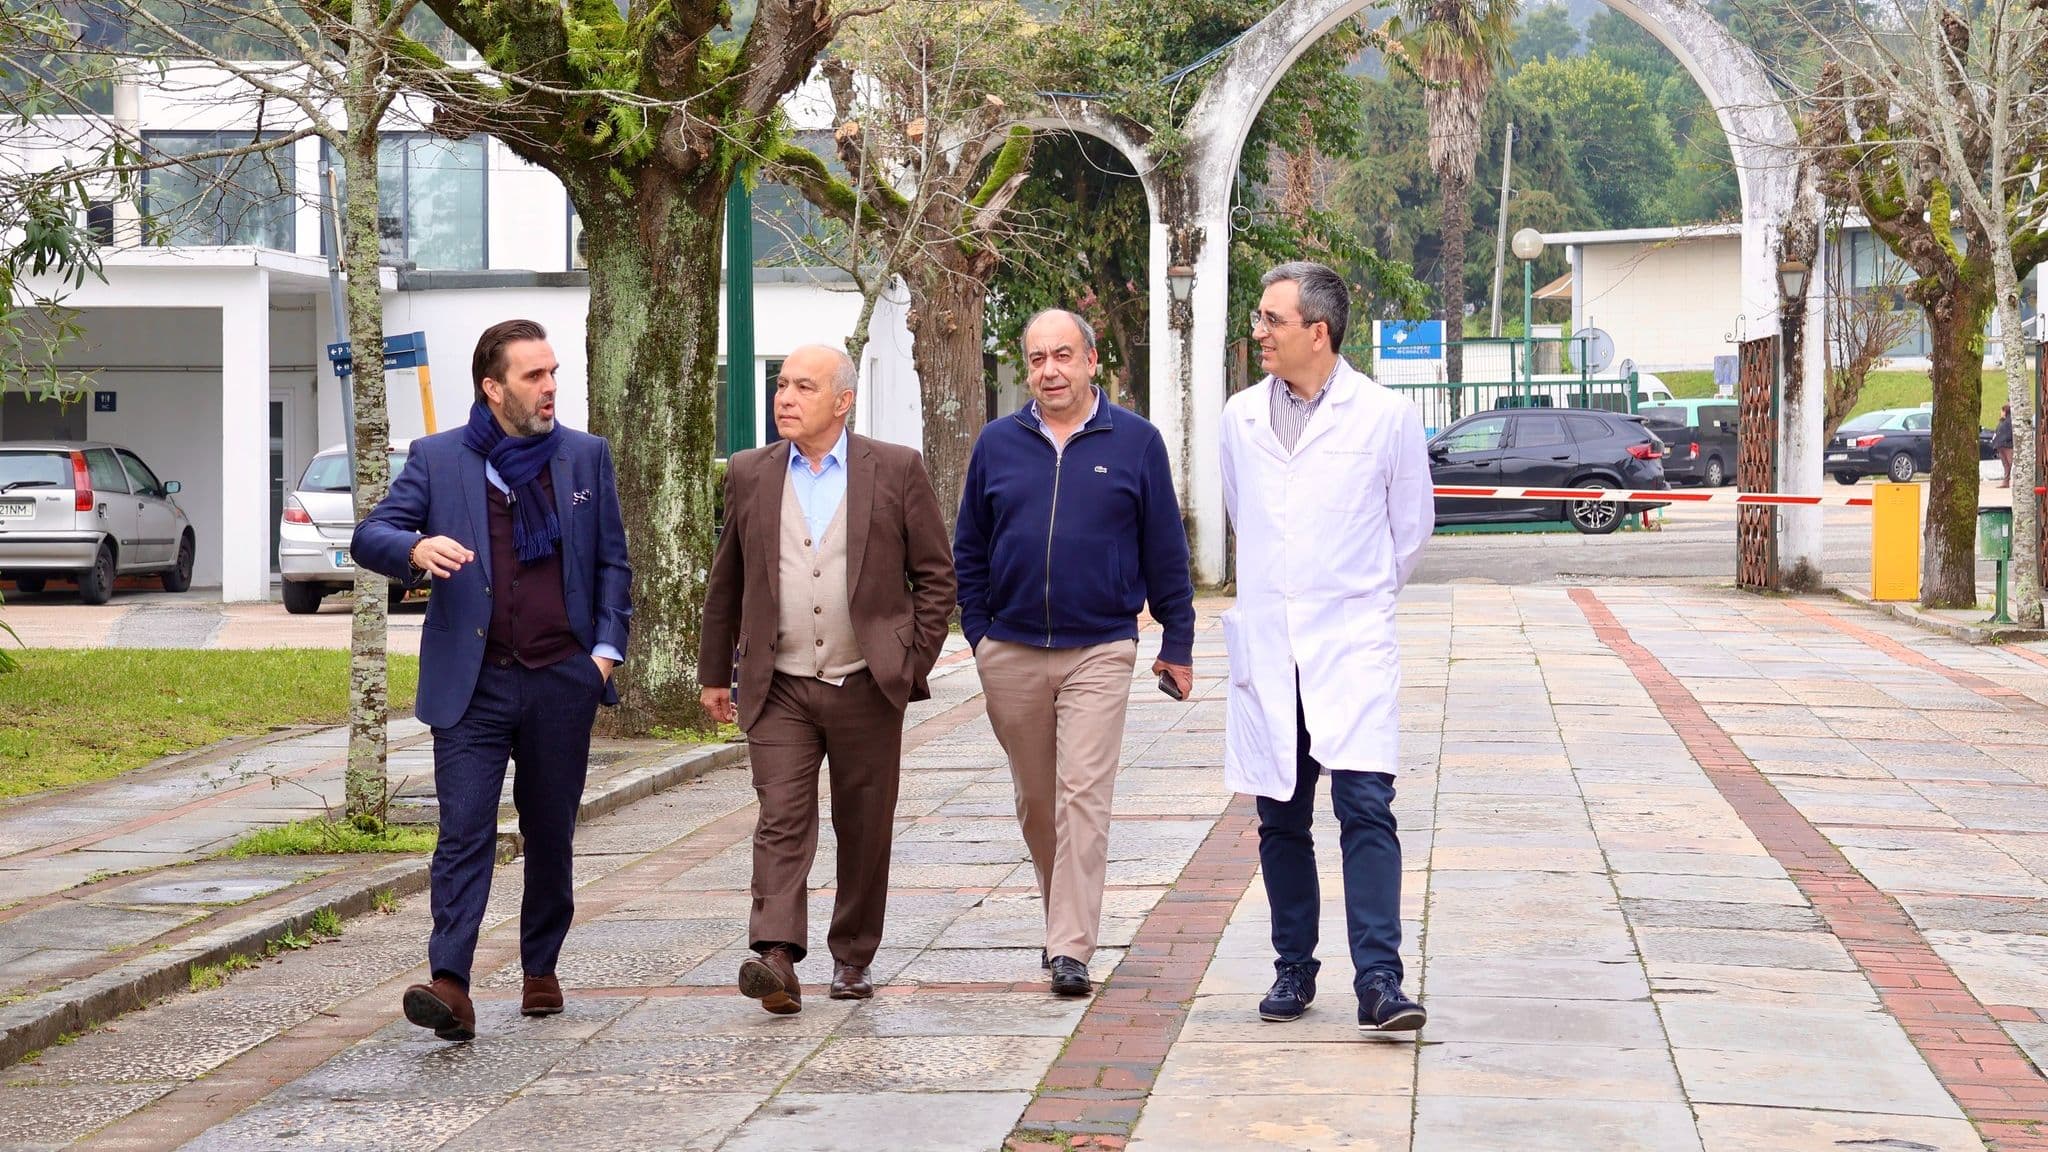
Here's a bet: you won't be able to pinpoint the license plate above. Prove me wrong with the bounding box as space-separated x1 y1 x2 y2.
0 501 31 520
333 549 352 568
1826 453 1848 462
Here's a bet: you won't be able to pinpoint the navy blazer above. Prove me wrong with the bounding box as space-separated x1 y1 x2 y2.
352 426 633 729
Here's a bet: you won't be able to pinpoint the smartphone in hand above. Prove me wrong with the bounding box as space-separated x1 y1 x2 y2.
1157 669 1185 701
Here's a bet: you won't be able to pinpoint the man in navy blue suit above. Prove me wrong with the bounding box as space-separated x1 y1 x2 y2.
353 318 631 1041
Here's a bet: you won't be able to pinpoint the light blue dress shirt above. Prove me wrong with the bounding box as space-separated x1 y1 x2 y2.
484 461 622 666
787 427 850 549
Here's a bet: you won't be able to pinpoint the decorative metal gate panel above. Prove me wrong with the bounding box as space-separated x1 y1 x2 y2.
1737 336 1779 590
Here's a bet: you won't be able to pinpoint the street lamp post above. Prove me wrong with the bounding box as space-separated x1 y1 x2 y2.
1512 228 1545 393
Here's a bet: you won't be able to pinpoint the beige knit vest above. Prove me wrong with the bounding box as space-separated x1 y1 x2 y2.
774 469 864 681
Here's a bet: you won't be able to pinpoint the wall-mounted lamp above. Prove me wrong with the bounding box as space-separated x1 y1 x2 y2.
1776 259 1809 299
1166 264 1196 305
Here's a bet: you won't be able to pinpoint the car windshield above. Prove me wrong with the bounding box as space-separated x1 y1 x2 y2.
1839 412 1892 433
0 452 71 492
1638 408 1688 428
299 452 407 493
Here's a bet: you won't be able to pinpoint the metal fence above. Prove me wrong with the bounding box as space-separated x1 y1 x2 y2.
1364 336 1642 435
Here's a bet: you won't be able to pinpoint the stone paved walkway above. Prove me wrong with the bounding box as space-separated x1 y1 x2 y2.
7 589 2048 1151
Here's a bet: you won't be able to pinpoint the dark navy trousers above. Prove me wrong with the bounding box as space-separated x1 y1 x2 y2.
428 654 603 986
1255 691 1404 995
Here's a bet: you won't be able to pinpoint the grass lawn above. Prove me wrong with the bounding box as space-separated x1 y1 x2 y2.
0 649 420 801
1661 369 2013 427
224 818 436 857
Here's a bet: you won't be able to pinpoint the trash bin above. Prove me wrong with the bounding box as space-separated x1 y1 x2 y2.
1979 506 2014 561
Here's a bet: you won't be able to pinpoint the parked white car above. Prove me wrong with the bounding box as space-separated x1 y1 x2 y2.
278 441 419 614
0 442 195 603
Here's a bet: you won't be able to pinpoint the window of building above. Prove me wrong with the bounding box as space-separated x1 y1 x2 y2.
142 131 297 249
324 134 488 270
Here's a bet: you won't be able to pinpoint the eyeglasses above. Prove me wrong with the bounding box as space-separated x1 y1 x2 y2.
1249 311 1313 333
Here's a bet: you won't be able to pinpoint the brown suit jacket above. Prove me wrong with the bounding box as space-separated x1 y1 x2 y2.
697 432 957 730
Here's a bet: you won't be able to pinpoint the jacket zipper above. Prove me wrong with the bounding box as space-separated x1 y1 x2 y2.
1022 413 1109 646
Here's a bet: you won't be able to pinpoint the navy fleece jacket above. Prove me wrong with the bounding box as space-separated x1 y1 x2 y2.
953 394 1196 665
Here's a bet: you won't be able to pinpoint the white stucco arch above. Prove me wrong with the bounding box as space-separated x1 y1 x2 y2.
1137 0 1824 585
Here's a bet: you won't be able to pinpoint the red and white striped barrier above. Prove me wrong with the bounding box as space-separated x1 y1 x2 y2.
1433 486 1875 507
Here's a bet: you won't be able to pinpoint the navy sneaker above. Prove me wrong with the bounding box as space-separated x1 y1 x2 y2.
1258 962 1317 1022
1357 970 1425 1032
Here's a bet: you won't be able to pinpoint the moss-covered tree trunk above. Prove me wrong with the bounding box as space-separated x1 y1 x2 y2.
340 27 392 822
577 178 725 733
906 262 986 536
1920 281 1995 608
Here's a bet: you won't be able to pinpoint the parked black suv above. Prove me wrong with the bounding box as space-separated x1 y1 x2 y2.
1428 408 1671 535
1638 401 1738 487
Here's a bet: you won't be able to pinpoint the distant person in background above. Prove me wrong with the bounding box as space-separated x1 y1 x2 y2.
1995 404 2014 488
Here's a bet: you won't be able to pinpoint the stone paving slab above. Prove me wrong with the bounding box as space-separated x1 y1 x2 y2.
18 591 2048 1149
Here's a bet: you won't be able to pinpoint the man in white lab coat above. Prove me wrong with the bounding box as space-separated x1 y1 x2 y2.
1218 261 1435 1032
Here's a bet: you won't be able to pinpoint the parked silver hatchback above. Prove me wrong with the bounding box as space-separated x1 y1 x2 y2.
0 442 195 603
278 441 417 614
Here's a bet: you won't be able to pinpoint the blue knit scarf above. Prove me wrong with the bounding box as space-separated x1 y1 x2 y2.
463 401 561 565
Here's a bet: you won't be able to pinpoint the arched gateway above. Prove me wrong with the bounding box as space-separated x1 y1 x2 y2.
1036 0 1826 589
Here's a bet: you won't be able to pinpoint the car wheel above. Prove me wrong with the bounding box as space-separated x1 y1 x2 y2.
77 542 116 605
282 580 325 615
11 576 45 596
160 533 195 593
1704 456 1726 488
1888 452 1917 483
1568 481 1622 535
1833 472 1862 486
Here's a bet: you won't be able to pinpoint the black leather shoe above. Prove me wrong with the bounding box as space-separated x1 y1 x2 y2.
1040 949 1050 970
1259 962 1316 1022
1048 955 1092 997
1357 970 1425 1032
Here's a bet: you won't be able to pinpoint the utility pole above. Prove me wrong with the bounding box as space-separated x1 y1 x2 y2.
1489 122 1516 338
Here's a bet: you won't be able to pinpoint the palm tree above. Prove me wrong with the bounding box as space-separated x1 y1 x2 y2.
1395 0 1518 382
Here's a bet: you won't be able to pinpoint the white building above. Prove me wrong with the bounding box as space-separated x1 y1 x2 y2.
5 64 919 601
1545 222 2044 373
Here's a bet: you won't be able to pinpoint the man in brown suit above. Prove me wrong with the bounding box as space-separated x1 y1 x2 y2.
698 343 955 1014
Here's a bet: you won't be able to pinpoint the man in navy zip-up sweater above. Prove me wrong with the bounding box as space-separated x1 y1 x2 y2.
955 308 1196 997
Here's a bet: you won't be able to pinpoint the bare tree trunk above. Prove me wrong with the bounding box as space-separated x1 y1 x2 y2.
1994 248 2039 626
1921 287 1995 609
581 183 725 734
1439 168 1471 383
340 22 391 823
906 264 986 536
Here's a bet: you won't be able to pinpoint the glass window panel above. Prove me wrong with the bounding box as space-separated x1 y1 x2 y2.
402 135 485 270
118 451 161 495
144 131 296 249
84 448 128 493
1442 417 1506 454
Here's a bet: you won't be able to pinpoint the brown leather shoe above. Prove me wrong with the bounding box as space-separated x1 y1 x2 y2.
521 974 564 1017
738 946 802 1014
828 963 873 1000
402 977 476 1041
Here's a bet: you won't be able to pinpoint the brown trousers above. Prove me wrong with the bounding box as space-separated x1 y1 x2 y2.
744 669 903 966
976 638 1137 962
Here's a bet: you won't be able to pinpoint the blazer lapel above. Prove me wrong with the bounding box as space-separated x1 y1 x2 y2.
460 446 492 586
844 434 874 597
550 449 577 572
753 442 790 616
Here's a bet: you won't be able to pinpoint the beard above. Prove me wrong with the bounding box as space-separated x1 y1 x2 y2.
503 395 555 438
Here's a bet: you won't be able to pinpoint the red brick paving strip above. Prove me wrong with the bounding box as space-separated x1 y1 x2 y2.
1571 588 2048 1151
1003 794 1260 1152
1790 599 2048 718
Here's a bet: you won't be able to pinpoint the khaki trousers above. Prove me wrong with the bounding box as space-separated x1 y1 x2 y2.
975 638 1137 962
744 669 904 966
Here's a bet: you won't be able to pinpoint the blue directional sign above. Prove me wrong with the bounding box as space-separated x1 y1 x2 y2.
1379 319 1444 360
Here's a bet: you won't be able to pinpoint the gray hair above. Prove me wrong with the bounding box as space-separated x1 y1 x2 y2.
1260 261 1350 350
790 343 859 395
1022 309 1097 354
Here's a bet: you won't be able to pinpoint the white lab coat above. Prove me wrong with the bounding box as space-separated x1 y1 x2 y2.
1219 359 1434 800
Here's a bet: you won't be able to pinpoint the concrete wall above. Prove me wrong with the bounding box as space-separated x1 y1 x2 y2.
1574 235 1744 372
